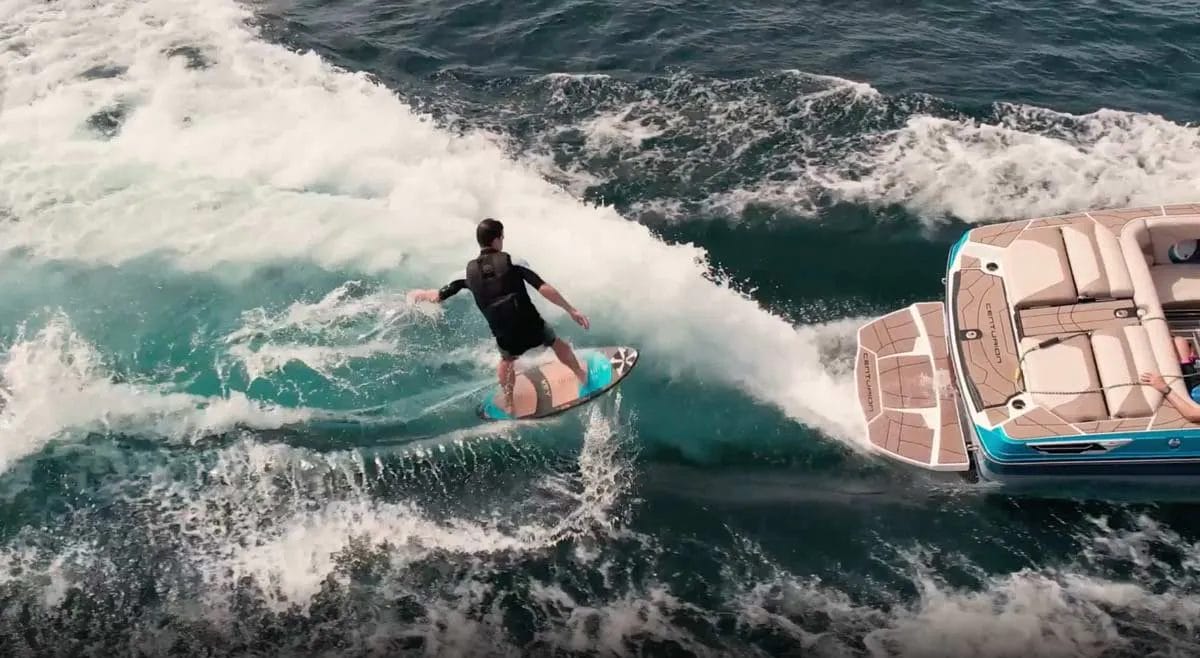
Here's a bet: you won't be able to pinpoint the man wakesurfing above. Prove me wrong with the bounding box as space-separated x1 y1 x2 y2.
408 218 592 415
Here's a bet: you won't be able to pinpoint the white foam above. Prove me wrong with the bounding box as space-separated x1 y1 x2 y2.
0 0 864 442
595 88 1200 226
699 177 823 220
822 106 1200 224
863 569 1124 657
228 341 397 384
223 282 433 345
0 315 312 472
146 398 636 614
221 281 440 387
0 542 42 588
0 536 101 609
529 582 717 656
578 111 666 152
4 429 1200 655
731 515 1200 658
540 70 880 223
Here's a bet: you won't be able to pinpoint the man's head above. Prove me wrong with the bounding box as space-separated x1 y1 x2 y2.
476 218 504 250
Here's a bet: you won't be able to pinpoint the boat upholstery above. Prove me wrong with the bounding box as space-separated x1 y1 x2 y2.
1120 218 1193 395
1019 334 1107 422
1143 216 1200 265
1065 222 1135 299
1004 228 1079 308
1006 215 1200 417
1006 224 1136 310
1122 215 1200 306
1151 265 1200 306
1090 325 1162 418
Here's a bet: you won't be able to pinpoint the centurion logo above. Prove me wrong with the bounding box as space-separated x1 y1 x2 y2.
984 302 1003 364
861 352 875 413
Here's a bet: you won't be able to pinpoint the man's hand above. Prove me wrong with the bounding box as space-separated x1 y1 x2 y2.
537 283 588 329
1140 372 1169 394
408 289 442 304
569 308 590 330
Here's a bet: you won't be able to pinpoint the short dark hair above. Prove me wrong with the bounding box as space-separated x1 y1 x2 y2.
476 218 504 247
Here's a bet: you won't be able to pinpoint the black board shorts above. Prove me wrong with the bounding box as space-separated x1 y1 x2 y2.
497 323 557 360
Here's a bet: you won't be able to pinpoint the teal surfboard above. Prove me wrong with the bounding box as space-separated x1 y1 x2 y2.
477 346 639 421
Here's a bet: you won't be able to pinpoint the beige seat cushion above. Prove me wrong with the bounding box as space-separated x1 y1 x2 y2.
1151 264 1200 306
1119 220 1188 395
1004 228 1078 309
1091 223 1135 299
1019 334 1107 422
1090 326 1160 418
1061 224 1108 299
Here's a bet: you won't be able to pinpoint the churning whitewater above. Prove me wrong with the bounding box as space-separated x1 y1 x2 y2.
2 0 1200 654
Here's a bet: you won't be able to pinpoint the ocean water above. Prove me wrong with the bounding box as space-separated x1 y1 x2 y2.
2 0 1200 654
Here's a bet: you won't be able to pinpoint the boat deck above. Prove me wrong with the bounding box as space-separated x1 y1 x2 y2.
856 204 1200 470
949 205 1200 439
856 302 969 471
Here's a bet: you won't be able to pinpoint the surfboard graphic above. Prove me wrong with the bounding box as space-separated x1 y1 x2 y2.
478 346 639 421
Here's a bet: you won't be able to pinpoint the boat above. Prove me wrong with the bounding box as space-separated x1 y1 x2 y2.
854 203 1200 486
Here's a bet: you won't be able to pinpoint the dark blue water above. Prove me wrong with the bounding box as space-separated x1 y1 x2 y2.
2 0 1200 654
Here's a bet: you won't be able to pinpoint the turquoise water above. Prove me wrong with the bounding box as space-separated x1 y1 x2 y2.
2 0 1200 654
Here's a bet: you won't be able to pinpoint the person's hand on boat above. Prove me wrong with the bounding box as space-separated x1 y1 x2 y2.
1139 372 1169 394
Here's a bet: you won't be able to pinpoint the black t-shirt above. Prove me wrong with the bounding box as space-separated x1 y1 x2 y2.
437 249 546 339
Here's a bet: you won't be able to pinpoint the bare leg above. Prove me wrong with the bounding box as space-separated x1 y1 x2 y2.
1175 336 1195 363
498 357 517 414
551 338 588 385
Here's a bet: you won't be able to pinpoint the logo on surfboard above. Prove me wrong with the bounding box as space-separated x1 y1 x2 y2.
610 347 637 377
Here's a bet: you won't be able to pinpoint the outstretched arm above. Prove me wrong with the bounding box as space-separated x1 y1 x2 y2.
408 279 466 304
1141 372 1200 422
536 283 589 329
515 265 589 329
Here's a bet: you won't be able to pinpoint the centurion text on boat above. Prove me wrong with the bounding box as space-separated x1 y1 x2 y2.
854 203 1200 483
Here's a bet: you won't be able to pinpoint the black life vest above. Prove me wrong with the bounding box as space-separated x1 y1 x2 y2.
465 249 542 339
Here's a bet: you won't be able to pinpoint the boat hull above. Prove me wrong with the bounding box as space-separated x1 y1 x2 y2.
976 454 1200 479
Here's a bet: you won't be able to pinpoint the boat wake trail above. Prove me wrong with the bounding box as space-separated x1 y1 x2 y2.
0 314 313 474
429 71 1200 228
0 0 865 445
